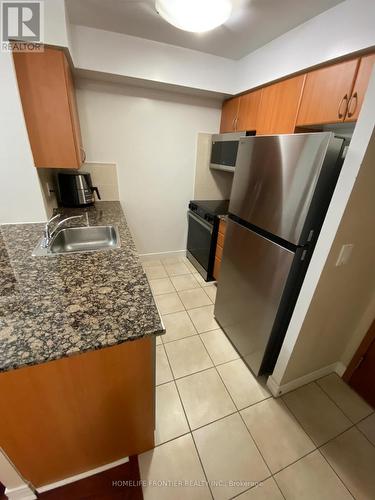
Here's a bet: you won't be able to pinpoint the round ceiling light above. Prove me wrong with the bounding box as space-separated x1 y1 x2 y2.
155 0 232 33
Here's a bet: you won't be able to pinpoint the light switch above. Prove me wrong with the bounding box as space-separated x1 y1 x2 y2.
335 244 354 267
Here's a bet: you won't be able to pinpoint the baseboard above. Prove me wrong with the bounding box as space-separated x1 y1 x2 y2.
267 361 346 396
139 250 186 260
5 485 36 500
335 361 347 377
37 456 129 493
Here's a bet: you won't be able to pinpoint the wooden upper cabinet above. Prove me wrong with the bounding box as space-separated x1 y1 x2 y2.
255 74 306 135
296 59 359 126
220 96 240 133
236 89 261 132
220 91 261 133
13 47 84 169
345 54 375 122
220 52 373 135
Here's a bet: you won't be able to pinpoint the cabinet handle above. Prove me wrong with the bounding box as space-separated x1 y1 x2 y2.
347 92 358 118
232 117 236 131
338 94 348 119
234 116 238 131
80 147 86 163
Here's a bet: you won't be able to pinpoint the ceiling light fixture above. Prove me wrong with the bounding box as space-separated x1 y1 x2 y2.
155 0 232 33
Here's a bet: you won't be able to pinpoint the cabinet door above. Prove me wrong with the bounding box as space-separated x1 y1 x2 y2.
345 54 375 122
13 48 83 168
220 97 240 133
296 59 358 126
236 89 262 132
256 74 306 135
63 54 85 164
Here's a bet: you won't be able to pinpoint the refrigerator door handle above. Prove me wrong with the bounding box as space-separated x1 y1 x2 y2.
307 230 314 242
300 249 308 261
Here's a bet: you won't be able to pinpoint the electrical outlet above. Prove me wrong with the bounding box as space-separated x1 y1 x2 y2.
45 182 55 199
335 244 354 267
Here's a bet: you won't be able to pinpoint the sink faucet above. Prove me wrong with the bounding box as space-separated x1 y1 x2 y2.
41 214 85 249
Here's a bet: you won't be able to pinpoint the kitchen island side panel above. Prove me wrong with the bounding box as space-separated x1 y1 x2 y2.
0 336 155 488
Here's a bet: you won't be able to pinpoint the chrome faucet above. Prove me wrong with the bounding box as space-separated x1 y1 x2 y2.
41 214 85 249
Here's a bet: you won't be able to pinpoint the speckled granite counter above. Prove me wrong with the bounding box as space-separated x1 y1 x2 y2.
0 202 164 372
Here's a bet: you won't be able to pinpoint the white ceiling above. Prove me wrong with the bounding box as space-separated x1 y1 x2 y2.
66 0 344 60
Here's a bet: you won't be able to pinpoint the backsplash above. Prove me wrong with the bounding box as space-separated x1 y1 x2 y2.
83 163 120 201
37 163 120 217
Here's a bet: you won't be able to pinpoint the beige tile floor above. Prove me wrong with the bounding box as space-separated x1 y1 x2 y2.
140 254 375 500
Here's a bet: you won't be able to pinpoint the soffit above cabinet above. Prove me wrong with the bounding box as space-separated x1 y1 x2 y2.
66 0 344 60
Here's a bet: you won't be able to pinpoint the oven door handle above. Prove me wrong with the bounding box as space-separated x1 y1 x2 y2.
188 211 213 234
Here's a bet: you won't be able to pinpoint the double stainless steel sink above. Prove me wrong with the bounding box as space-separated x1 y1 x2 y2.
32 225 120 256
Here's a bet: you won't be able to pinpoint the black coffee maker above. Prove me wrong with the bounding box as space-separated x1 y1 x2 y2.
57 171 101 207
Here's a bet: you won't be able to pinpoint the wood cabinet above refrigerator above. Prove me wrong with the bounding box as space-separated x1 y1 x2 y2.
219 52 374 135
255 74 306 135
296 59 359 126
344 53 375 122
13 47 85 169
296 54 375 126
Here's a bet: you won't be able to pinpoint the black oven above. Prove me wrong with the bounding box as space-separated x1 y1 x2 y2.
186 200 229 281
187 210 216 280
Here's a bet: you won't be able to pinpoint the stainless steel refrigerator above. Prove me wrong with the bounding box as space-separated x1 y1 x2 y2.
214 132 347 376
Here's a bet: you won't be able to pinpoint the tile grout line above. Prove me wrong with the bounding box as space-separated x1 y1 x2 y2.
161 335 215 500
160 307 200 344
280 389 356 499
279 375 375 448
318 449 356 499
155 269 278 495
147 260 215 292
281 388 351 448
315 376 374 426
158 276 265 499
199 328 351 497
314 378 358 424
271 381 374 453
152 263 364 497
281 382 370 497
157 338 350 495
198 329 276 494
214 370 274 482
355 421 375 449
156 370 275 430
164 337 214 380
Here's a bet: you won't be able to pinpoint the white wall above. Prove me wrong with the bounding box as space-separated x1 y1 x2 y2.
0 52 46 224
44 0 70 47
0 0 72 225
236 0 375 93
76 80 220 254
70 25 236 95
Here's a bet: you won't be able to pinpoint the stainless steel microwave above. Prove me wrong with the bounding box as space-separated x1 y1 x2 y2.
210 132 246 173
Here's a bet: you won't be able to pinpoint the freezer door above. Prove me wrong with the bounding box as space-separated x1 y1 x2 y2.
229 133 337 245
214 218 294 375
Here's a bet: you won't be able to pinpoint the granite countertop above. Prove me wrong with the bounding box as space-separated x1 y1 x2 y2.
0 202 164 372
